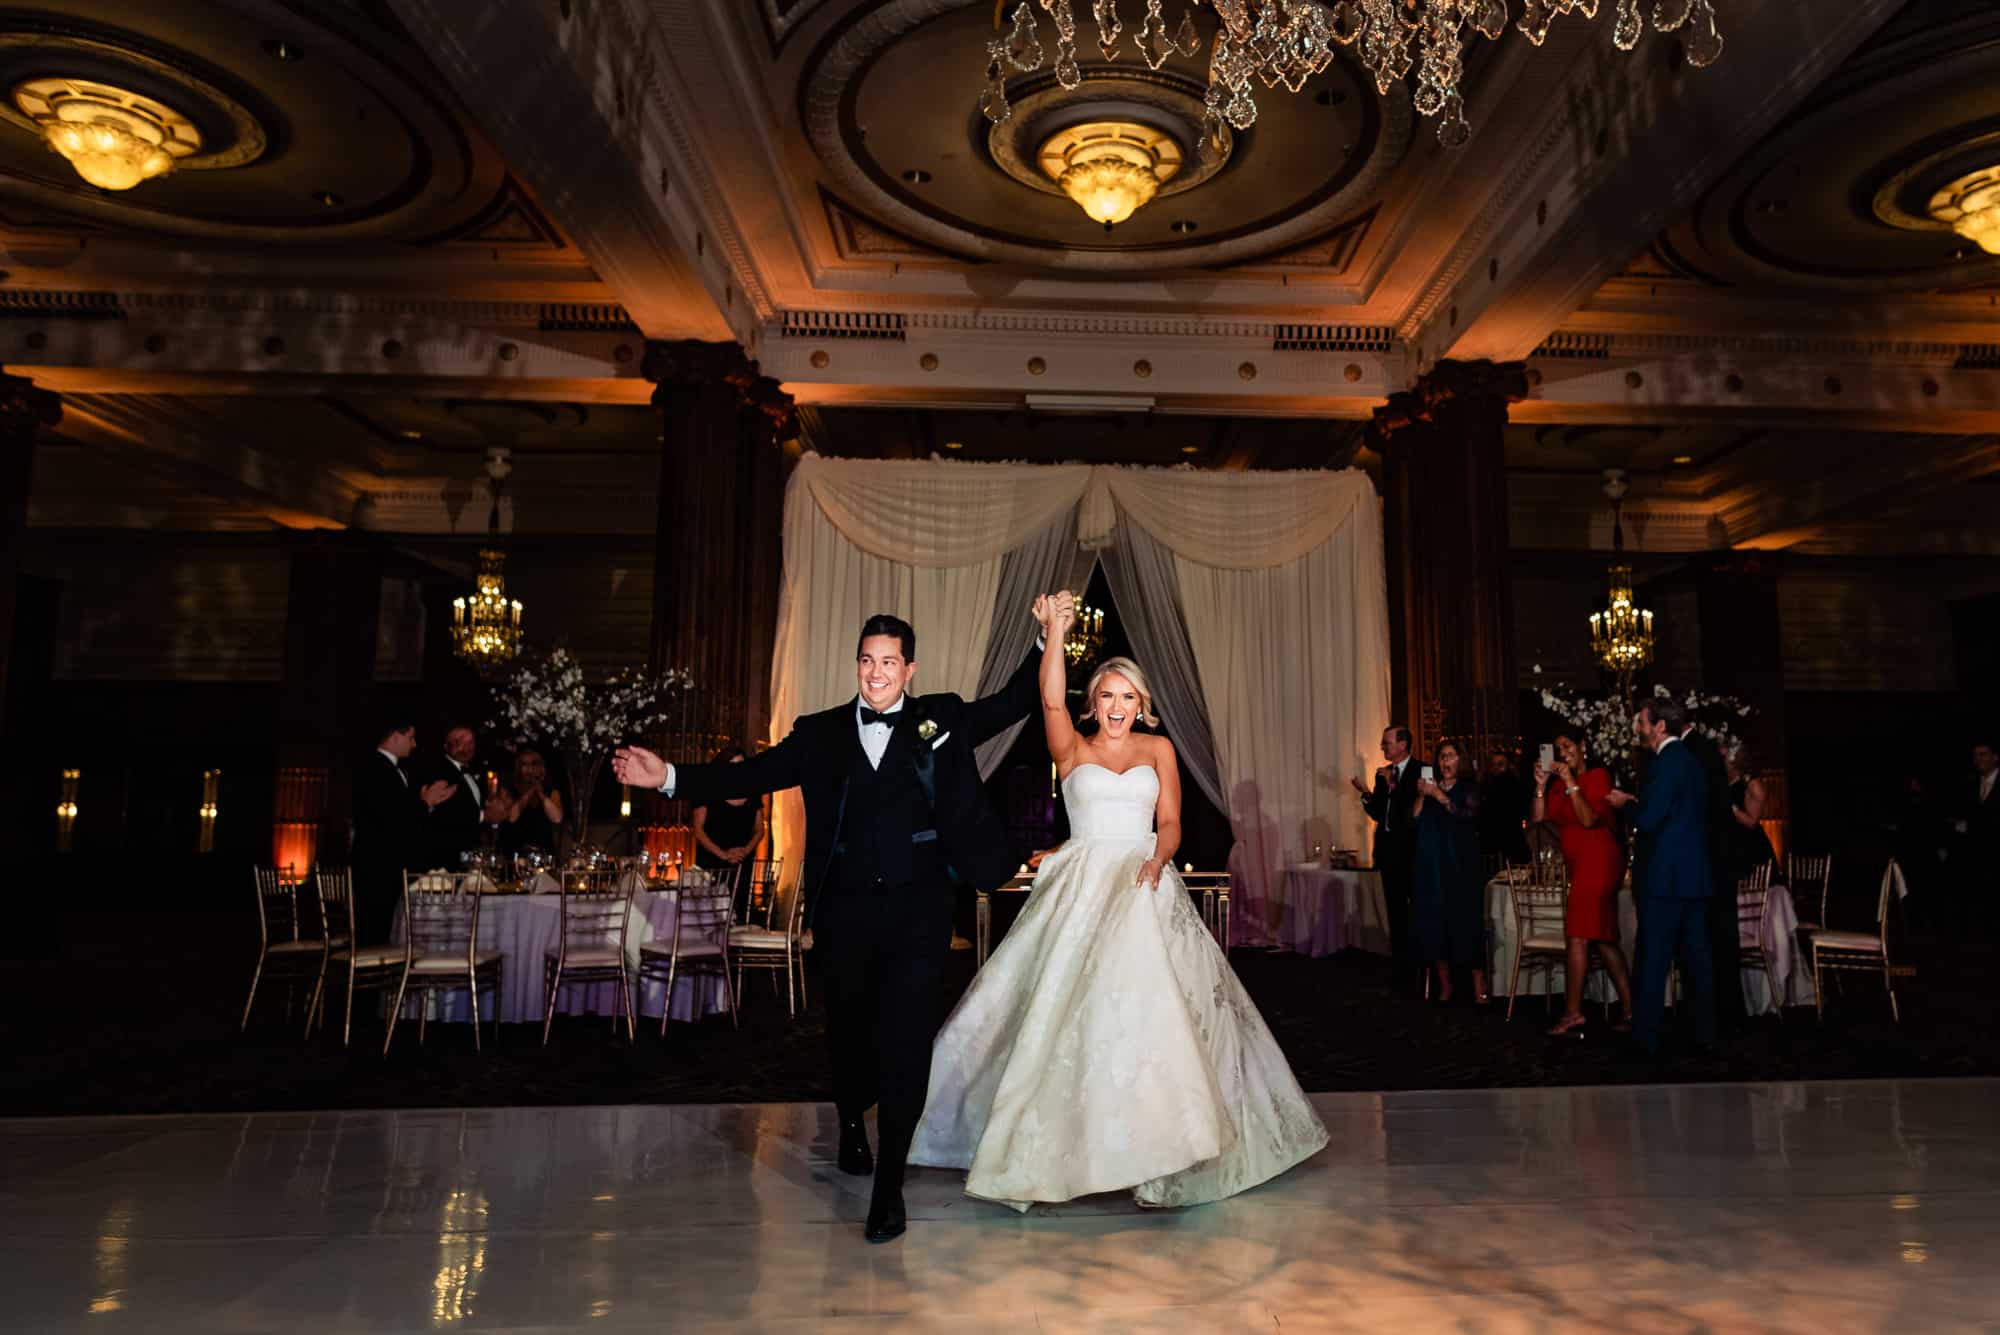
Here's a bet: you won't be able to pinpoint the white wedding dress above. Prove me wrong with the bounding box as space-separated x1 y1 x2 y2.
910 762 1329 1210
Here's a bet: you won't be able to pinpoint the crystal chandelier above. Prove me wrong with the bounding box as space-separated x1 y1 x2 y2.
452 450 524 668
1064 599 1108 668
980 0 1723 149
1587 471 1653 701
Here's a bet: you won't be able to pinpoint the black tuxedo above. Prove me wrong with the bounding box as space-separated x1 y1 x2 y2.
418 754 486 868
1679 729 1741 1019
1362 758 1421 961
669 647 1041 1198
350 751 428 943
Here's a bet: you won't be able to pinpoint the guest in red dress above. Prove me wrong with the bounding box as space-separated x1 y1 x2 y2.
1532 732 1634 1037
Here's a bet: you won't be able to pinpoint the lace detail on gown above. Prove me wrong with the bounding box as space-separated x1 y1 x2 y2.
910 763 1329 1210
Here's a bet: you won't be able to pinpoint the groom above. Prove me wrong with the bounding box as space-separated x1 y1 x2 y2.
612 601 1057 1243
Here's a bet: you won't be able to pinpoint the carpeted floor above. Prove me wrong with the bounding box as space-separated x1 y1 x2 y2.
2 911 1991 1118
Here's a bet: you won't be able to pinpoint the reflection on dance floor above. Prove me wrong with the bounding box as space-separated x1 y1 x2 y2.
2 1080 1997 1330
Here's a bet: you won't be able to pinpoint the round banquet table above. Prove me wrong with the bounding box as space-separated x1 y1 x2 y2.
1484 874 1815 1015
1237 866 1391 957
390 878 732 1025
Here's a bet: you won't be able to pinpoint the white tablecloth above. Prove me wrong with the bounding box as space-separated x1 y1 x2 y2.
391 884 732 1025
1244 866 1390 957
1485 876 1815 1016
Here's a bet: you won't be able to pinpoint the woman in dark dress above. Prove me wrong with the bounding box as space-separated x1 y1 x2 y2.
498 748 564 855
1411 740 1488 1004
693 747 765 898
1723 743 1777 889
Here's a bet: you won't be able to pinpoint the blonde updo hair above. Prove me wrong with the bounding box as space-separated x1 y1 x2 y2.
1078 656 1161 728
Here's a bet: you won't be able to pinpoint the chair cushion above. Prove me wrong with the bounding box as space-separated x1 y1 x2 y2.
333 945 413 966
1521 934 1568 952
729 927 791 949
547 946 623 967
266 940 324 955
1813 931 1883 953
409 951 502 974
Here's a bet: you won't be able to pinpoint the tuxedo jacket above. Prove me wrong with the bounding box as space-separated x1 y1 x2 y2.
671 649 1041 923
1361 759 1422 868
417 754 486 864
1633 740 1713 899
351 752 429 876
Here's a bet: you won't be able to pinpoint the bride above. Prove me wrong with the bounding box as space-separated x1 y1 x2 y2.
910 595 1328 1210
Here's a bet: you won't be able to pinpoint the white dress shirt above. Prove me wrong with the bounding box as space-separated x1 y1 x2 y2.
448 757 482 806
378 748 407 787
857 695 905 771
1981 770 1996 804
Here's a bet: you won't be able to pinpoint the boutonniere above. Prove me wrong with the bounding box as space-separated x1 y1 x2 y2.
916 718 939 743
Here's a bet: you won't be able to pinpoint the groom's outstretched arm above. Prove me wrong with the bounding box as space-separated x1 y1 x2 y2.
616 729 811 806
960 645 1043 747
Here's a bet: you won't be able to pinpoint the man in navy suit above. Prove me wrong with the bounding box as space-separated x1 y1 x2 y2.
1608 696 1716 1056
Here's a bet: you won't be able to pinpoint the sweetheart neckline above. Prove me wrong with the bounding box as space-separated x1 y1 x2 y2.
1064 761 1159 782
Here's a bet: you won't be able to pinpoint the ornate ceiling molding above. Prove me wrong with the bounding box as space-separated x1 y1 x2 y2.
798 0 1410 272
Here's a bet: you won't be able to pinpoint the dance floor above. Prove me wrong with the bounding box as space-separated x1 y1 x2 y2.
4 1080 1996 1332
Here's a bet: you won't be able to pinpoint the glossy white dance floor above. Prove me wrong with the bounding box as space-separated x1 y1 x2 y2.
4 1080 1997 1332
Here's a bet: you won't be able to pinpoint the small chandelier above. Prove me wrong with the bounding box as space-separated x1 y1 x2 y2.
1040 119 1183 228
1064 599 1108 668
1587 471 1653 697
452 450 523 668
979 1 1722 150
1929 168 2000 257
13 78 200 191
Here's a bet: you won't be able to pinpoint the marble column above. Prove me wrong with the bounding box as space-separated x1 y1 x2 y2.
275 535 386 874
0 371 60 713
643 341 789 765
1368 360 1527 762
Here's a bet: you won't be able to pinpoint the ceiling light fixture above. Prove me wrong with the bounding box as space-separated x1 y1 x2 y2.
14 78 200 191
1928 168 2000 257
981 1 1722 150
1038 119 1181 229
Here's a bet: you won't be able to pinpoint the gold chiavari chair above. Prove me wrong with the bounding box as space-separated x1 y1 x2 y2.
1182 872 1232 949
1787 851 1833 932
638 875 736 1034
241 865 322 1030
1504 853 1570 1021
306 866 420 1053
397 872 503 1052
729 872 808 1018
1812 860 1913 1024
1735 862 1785 1022
541 870 634 1044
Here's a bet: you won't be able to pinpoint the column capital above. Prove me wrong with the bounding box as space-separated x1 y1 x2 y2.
1366 360 1527 452
742 374 796 439
0 370 60 437
642 339 756 397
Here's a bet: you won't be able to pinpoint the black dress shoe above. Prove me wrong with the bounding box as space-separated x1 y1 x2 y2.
838 1121 874 1177
865 1189 906 1244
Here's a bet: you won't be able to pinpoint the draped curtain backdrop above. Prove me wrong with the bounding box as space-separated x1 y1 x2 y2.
765 455 1391 936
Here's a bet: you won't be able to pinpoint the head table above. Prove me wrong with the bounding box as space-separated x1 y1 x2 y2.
389 871 732 1026
1485 873 1816 1016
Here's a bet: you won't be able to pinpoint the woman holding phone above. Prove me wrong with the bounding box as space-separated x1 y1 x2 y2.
1410 740 1488 1004
1532 731 1633 1037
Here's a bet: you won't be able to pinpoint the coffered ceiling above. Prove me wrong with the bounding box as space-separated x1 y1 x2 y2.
3 0 1997 557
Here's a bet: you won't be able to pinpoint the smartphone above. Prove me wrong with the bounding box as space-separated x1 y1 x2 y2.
1420 765 1434 782
1538 743 1556 770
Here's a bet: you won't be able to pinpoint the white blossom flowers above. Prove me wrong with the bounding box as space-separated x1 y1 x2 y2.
1537 683 1751 779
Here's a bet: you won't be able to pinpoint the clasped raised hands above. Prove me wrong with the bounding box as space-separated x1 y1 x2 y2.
1032 590 1076 636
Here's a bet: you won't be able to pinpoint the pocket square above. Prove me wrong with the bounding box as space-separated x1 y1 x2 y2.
930 731 951 750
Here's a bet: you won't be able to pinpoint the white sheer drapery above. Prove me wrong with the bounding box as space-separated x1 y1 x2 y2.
765 455 1390 911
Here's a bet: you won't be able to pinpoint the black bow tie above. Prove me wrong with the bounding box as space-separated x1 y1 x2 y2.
859 707 899 727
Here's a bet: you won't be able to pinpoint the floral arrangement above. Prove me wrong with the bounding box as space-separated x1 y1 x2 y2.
489 648 695 850
1536 683 1752 781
